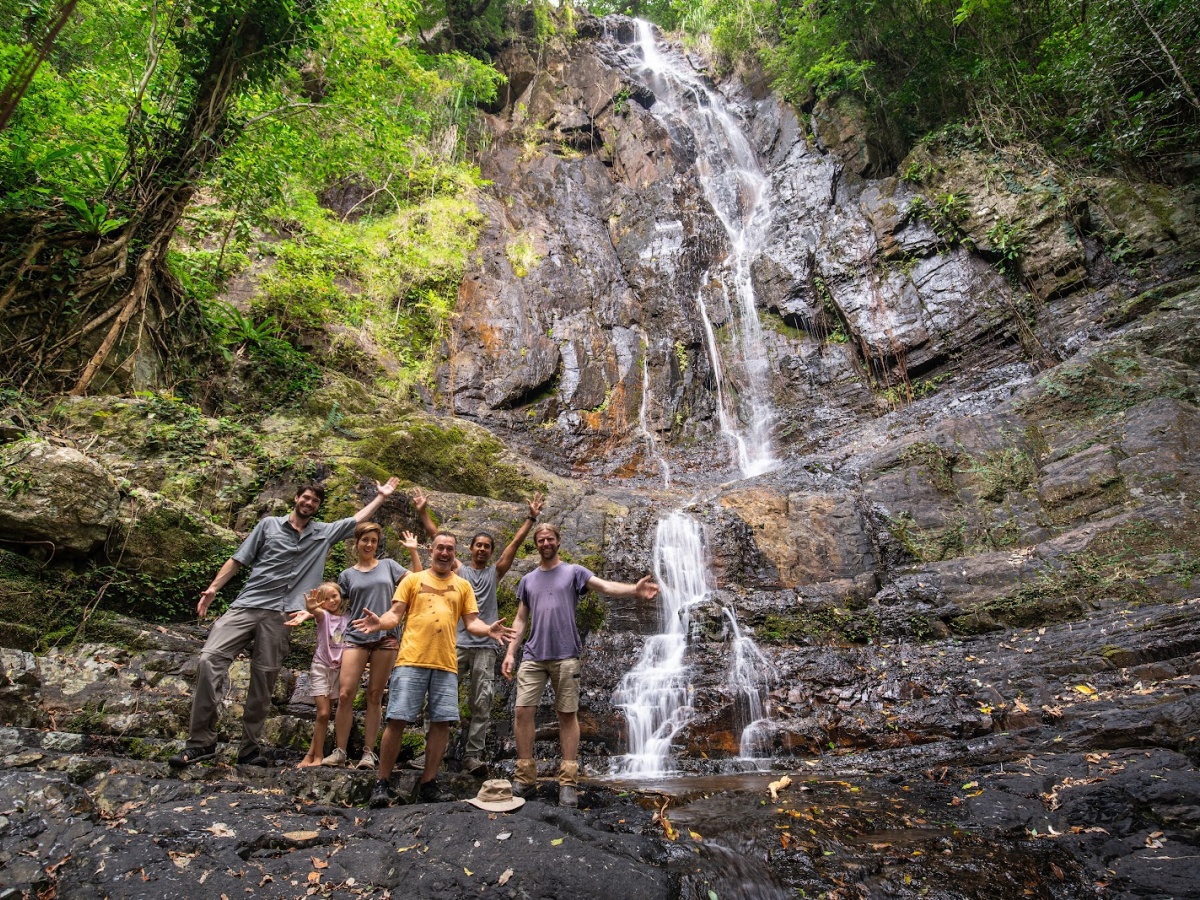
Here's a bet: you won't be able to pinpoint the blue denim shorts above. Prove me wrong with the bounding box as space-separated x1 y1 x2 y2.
385 665 459 723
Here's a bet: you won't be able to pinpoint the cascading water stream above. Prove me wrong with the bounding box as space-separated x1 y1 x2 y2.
723 607 775 760
612 22 779 777
634 18 776 479
638 351 671 488
612 512 705 775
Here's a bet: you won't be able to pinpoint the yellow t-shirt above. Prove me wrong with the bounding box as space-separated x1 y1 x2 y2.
392 569 478 673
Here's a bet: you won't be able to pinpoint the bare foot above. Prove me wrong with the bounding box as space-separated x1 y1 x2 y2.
297 757 318 768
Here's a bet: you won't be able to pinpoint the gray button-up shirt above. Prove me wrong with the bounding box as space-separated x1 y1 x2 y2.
230 515 358 612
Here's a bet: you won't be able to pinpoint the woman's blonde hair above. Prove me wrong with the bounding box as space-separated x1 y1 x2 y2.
313 581 347 615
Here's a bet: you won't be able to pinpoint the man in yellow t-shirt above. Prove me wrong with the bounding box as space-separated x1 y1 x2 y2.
353 531 516 806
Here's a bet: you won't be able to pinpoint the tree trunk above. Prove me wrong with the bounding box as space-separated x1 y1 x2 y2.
1 13 267 396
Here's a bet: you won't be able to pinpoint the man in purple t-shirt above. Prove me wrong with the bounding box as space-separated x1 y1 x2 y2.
502 523 658 808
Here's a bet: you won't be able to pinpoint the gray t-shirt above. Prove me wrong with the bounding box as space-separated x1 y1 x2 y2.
516 563 595 662
339 558 409 645
231 515 358 612
457 565 499 650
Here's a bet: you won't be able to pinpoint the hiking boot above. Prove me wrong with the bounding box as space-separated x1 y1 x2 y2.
236 750 271 767
320 748 347 767
356 750 378 770
369 778 392 809
462 756 488 776
406 754 426 770
168 745 216 768
558 784 579 808
415 778 453 803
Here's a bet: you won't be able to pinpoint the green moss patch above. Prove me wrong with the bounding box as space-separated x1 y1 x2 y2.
761 606 880 645
351 420 539 501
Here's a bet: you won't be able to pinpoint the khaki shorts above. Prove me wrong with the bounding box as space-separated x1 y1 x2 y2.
515 657 581 712
308 661 341 699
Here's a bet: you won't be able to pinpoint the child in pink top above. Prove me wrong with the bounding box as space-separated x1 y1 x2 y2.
289 582 349 767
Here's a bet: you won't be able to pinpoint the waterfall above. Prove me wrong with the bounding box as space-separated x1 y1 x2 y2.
611 22 779 778
632 19 776 479
611 511 704 775
723 607 775 760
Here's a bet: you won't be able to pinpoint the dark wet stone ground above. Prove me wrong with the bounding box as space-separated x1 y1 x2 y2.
2 731 1198 899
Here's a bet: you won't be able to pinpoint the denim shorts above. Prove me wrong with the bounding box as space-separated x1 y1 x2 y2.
385 665 459 723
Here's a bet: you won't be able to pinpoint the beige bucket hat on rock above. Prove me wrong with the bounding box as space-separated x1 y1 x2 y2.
465 779 526 812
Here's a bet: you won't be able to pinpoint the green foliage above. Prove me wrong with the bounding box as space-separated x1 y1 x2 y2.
672 0 1200 169
576 592 607 637
964 448 1036 502
985 218 1026 278
898 441 956 493
0 0 322 213
1020 349 1195 423
613 86 631 116
909 192 970 245
505 232 542 277
353 420 540 500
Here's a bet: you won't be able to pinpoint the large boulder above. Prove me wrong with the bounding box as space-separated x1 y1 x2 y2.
0 440 121 555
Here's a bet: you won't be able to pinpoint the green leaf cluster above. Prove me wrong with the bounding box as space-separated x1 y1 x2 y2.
666 0 1200 169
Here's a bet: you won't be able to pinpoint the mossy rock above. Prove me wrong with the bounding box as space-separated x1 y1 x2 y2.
760 605 880 645
350 418 540 501
1018 350 1196 425
0 621 38 651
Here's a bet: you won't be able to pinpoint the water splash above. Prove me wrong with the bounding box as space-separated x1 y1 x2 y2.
612 511 706 775
632 19 776 479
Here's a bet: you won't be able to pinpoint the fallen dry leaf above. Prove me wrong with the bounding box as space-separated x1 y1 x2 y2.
283 830 319 842
498 868 514 886
206 823 235 838
311 857 328 870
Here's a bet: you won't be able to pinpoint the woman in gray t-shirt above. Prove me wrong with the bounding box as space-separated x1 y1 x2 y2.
320 523 421 768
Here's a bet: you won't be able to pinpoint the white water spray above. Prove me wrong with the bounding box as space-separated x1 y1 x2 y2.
612 512 706 774
723 607 776 760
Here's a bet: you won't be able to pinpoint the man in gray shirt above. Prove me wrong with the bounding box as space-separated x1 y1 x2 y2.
414 487 543 775
170 478 399 768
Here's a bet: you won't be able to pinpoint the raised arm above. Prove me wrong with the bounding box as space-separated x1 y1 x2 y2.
400 530 423 574
501 603 531 680
585 574 659 601
198 558 244 618
411 487 439 539
354 477 400 524
462 612 518 645
495 491 544 578
353 598 407 635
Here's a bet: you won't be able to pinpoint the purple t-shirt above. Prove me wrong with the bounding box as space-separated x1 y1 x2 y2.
516 563 594 662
